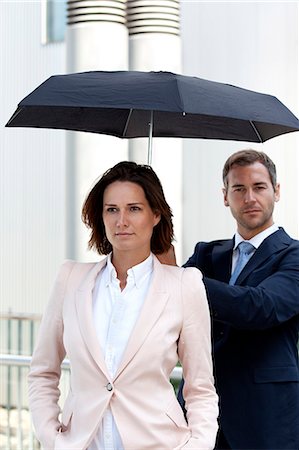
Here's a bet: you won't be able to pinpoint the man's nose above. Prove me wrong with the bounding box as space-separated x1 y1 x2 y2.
244 189 256 203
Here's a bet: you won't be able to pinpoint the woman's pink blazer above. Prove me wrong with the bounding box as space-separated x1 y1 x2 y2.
28 255 218 450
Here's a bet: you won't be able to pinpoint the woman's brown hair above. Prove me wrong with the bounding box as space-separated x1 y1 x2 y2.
82 161 174 255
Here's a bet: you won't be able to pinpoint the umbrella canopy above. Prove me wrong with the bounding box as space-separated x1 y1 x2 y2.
6 70 299 155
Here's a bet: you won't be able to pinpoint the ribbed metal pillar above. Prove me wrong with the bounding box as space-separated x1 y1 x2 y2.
66 0 128 261
67 0 127 25
127 0 183 262
66 0 128 72
127 0 180 35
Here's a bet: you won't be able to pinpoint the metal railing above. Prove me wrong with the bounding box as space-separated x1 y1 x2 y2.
0 313 182 450
0 313 42 449
0 355 182 379
0 354 73 450
0 354 182 450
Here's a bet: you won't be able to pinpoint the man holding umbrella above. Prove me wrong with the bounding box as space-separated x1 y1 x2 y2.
162 149 299 450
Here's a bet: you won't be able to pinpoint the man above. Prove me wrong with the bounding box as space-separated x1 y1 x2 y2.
178 150 299 449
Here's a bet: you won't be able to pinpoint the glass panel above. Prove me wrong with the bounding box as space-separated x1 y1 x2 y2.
47 0 67 43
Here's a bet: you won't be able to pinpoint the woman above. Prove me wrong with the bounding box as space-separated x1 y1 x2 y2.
28 161 218 450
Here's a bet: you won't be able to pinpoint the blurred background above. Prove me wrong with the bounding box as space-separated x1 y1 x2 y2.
0 1 298 448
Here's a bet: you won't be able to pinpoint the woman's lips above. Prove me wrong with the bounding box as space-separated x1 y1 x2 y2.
115 232 134 236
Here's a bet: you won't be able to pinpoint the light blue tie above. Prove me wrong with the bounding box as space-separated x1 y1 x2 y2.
229 241 255 285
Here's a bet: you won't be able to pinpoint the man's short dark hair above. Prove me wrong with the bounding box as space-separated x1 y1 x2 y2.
223 149 277 189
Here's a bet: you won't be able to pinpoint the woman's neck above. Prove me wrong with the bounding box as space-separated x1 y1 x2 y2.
111 250 151 290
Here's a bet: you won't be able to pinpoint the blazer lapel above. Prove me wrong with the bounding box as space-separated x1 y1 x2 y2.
114 256 169 380
237 228 289 284
75 258 111 379
212 239 234 282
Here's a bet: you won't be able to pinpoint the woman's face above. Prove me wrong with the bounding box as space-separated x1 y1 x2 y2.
102 181 160 257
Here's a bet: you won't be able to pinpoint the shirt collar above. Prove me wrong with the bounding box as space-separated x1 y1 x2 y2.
105 253 154 288
234 223 279 250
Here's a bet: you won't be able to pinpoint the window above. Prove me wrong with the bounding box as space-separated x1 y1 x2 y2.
42 0 67 43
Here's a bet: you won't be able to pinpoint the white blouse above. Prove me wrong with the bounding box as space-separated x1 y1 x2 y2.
88 253 153 450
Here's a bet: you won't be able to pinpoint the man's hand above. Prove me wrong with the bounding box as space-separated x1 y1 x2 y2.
156 244 177 266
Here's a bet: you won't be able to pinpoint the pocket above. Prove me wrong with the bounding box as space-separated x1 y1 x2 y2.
165 398 188 428
61 392 75 428
254 366 299 383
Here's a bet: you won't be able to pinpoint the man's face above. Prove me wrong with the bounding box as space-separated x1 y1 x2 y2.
223 162 280 239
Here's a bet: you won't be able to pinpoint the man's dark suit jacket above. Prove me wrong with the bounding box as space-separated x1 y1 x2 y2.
182 227 299 450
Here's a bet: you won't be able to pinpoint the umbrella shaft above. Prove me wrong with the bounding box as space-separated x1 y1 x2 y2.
148 110 153 164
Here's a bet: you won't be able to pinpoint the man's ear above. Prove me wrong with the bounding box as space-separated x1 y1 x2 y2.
223 188 229 207
274 183 280 202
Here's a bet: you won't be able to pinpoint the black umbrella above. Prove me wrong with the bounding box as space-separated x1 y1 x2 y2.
6 70 299 163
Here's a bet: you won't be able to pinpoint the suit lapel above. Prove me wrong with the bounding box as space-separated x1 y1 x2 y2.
212 239 234 282
75 258 111 379
114 256 169 380
237 228 289 284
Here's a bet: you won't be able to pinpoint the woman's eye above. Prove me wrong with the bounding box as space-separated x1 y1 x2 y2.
130 206 141 211
106 207 117 213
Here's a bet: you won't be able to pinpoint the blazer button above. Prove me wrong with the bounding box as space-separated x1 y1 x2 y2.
106 382 113 392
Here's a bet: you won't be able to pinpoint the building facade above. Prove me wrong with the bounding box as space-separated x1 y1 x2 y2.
1 1 298 314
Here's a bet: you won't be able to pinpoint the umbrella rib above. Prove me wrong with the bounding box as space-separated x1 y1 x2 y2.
249 120 263 143
123 109 133 137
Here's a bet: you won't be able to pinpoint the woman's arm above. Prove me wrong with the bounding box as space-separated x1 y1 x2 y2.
178 267 219 449
28 260 75 450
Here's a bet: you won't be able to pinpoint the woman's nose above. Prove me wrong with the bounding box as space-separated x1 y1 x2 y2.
116 210 128 227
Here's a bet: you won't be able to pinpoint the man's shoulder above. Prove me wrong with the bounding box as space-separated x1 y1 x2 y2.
268 227 299 249
276 227 299 241
194 238 233 250
184 238 233 271
197 228 298 249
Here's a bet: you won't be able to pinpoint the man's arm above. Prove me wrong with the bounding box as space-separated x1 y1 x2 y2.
204 242 299 330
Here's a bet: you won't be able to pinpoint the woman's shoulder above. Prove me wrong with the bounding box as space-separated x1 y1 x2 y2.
59 258 104 269
53 259 107 294
158 260 203 282
58 258 98 273
161 265 206 306
56 259 105 283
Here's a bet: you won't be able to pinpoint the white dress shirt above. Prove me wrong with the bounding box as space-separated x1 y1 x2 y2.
231 223 279 273
87 253 153 450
